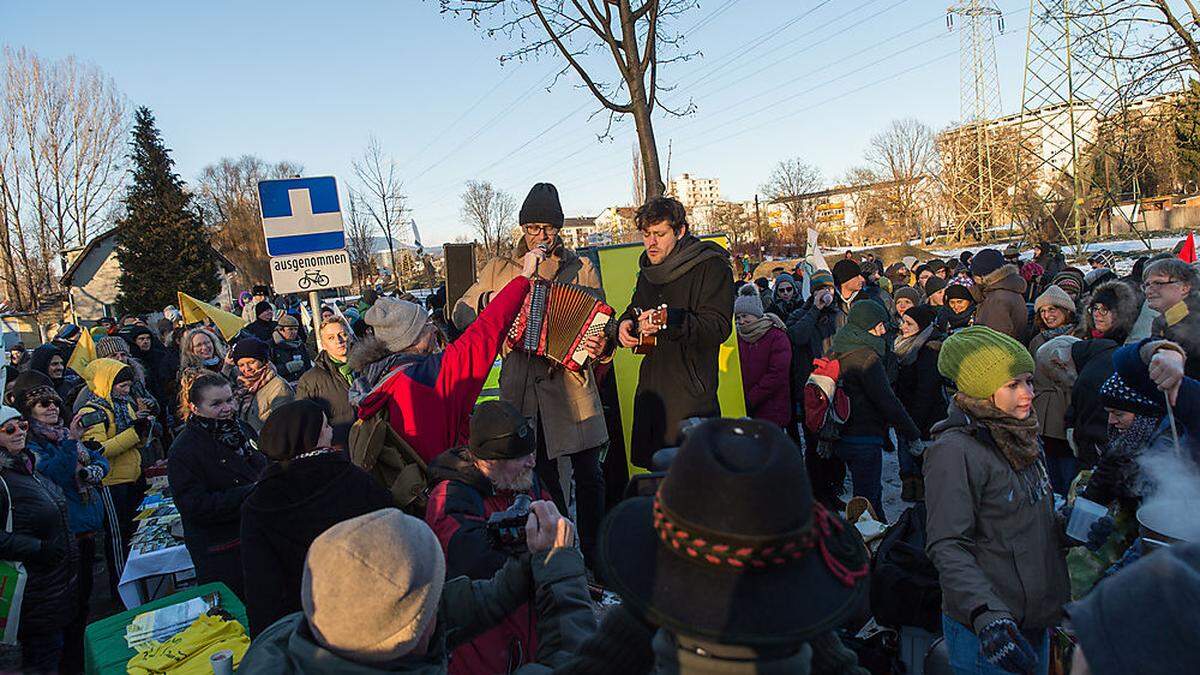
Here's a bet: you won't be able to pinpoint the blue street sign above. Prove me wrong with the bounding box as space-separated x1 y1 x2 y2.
258 176 346 257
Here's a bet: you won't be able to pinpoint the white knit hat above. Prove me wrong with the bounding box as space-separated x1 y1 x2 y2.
364 297 430 353
0 406 21 426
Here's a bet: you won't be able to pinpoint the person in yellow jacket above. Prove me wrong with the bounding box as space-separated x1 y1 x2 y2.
80 358 152 594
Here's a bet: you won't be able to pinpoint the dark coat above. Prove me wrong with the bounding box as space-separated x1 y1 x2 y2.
0 449 77 636
294 352 355 447
833 347 920 441
242 319 277 345
270 339 313 384
786 299 839 394
1084 280 1140 345
973 265 1029 341
167 419 267 598
1152 291 1200 379
240 451 392 637
897 335 948 439
621 253 733 468
1067 338 1119 467
737 326 792 428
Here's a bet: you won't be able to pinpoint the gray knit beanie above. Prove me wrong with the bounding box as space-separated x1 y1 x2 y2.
302 509 446 663
733 285 764 318
365 297 430 353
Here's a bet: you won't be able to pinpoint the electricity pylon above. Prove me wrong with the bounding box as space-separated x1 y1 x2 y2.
944 0 1004 241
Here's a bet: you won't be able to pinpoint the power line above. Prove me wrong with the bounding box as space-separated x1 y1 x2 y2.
402 67 520 172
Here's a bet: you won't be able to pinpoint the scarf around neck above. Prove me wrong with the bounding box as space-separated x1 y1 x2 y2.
736 313 785 343
639 234 729 286
29 419 68 444
954 392 1041 470
894 324 935 366
830 322 885 358
189 415 249 455
86 390 135 434
238 362 278 394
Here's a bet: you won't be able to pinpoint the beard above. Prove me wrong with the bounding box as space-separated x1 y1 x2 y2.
492 467 534 493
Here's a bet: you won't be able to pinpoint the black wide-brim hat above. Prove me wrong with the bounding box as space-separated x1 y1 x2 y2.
597 418 869 647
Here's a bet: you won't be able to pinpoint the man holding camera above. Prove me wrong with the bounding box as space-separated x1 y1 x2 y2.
425 400 554 675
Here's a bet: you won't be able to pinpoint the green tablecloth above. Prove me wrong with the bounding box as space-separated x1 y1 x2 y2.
84 582 247 675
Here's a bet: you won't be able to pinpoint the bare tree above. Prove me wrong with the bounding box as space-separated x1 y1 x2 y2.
708 201 753 252
196 156 303 289
352 136 407 277
0 47 128 310
460 179 517 258
344 189 377 291
439 0 699 199
760 158 822 242
1084 0 1199 99
864 119 937 241
631 142 646 206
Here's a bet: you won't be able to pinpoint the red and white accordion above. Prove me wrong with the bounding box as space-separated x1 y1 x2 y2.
507 280 614 372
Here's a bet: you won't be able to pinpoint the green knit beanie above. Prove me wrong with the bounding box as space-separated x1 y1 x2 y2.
846 300 888 330
937 325 1035 399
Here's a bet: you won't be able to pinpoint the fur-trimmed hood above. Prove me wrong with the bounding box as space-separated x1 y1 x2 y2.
346 334 395 373
1085 280 1140 342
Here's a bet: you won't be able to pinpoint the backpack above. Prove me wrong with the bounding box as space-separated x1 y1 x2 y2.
803 356 851 458
870 503 942 632
347 407 429 517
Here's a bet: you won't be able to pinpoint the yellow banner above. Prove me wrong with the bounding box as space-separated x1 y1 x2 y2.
596 236 744 477
177 292 247 341
67 327 96 374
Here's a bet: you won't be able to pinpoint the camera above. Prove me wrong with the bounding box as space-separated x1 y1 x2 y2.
486 494 532 555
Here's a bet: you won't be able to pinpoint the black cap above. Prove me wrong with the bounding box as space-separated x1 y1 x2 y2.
518 183 564 228
231 336 270 363
469 400 535 460
832 259 863 288
252 285 271 296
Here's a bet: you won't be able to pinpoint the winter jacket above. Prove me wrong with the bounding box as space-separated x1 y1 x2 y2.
167 418 267 598
896 334 947 439
0 449 77 636
242 319 276 345
737 326 792 427
238 373 294 435
29 344 86 407
79 358 145 486
619 239 733 467
786 299 840 394
924 404 1070 633
424 447 553 675
271 338 313 384
453 241 607 459
1152 291 1200 379
833 347 920 442
1067 339 1119 467
972 265 1029 341
26 433 108 534
240 451 392 637
351 275 531 464
237 548 594 675
1084 280 1140 345
295 352 355 447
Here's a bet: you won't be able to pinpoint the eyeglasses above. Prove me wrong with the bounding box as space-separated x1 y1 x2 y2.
523 224 560 235
0 419 28 435
1090 305 1111 316
33 398 59 409
1142 279 1182 291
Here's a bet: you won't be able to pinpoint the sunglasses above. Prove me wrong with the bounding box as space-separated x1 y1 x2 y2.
0 419 28 435
33 398 60 409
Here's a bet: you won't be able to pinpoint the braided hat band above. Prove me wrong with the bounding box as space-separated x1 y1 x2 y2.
651 496 868 587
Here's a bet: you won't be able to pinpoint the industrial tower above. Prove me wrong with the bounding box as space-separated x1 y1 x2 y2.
1015 0 1142 249
944 0 1004 241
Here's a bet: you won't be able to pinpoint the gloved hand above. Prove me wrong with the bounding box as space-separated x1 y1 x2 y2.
907 439 927 457
82 439 103 454
286 359 305 373
1086 515 1115 552
978 617 1038 675
78 464 106 486
133 417 152 440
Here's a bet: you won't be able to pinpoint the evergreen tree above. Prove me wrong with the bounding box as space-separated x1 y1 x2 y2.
115 107 221 314
1177 80 1200 191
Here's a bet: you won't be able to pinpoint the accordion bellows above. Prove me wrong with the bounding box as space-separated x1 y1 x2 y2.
507 280 614 372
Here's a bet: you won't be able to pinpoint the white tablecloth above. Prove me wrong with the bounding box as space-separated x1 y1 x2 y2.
117 543 194 609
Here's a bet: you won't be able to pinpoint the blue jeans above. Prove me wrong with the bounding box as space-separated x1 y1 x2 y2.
942 615 1049 675
834 436 884 520
1044 455 1079 497
897 436 923 479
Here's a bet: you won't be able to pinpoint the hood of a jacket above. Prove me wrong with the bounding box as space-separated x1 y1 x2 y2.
1070 337 1118 372
930 399 973 437
83 358 130 400
0 448 33 474
978 264 1027 296
427 447 493 496
251 614 448 674
1084 279 1140 339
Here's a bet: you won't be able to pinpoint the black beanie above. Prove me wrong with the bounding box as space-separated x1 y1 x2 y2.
231 337 270 363
832 259 863 289
470 400 535 460
518 183 564 228
259 399 326 461
906 304 938 332
945 283 975 304
969 248 1006 277
923 276 948 296
112 366 134 387
254 301 273 318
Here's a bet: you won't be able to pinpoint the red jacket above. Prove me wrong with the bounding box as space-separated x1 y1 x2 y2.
737 326 793 427
425 448 551 675
356 276 530 463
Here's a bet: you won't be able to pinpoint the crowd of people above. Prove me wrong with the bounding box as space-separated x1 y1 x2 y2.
0 184 1197 674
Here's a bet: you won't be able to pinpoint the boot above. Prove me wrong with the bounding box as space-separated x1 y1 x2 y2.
901 476 917 502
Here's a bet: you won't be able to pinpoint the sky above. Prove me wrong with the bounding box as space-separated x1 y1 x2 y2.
2 0 1034 246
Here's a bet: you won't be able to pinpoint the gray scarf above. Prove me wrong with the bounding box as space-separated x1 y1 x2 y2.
639 235 729 286
736 313 785 343
893 324 935 366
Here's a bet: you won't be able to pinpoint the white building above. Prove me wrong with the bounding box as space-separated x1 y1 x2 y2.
668 173 721 209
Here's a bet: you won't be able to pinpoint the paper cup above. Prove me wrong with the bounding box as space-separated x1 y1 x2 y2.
210 649 234 675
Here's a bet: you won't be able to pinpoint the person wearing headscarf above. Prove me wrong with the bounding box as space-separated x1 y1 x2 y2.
168 372 267 598
894 304 946 502
240 400 391 637
939 282 977 335
230 337 294 435
734 286 791 428
0 404 78 672
829 300 921 520
12 371 109 672
925 327 1071 675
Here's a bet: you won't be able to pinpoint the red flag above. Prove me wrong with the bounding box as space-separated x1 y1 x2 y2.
1180 232 1197 263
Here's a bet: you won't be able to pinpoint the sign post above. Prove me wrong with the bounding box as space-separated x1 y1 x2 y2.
257 176 354 337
